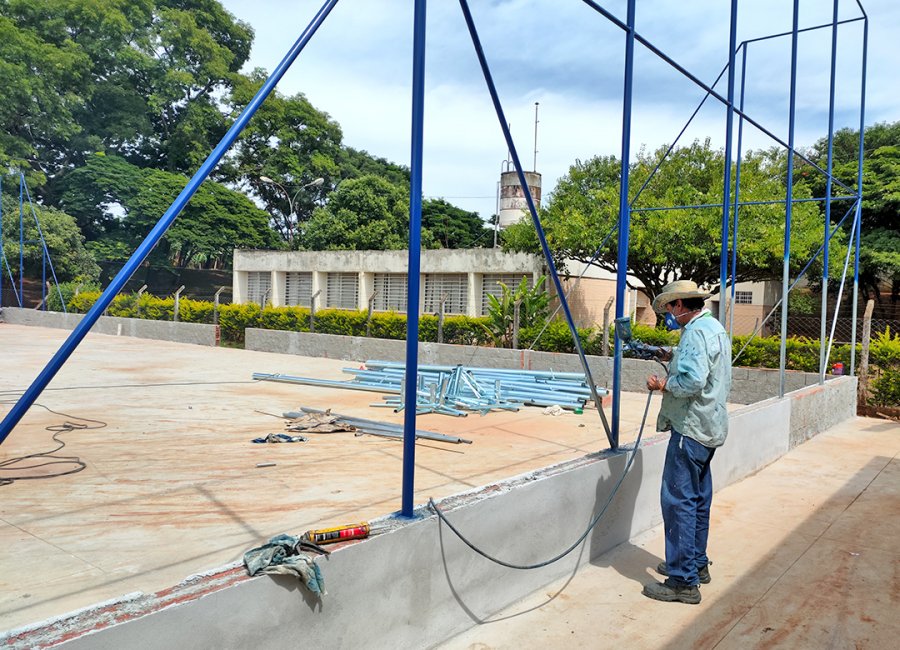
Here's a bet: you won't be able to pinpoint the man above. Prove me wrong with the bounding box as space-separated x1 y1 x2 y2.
641 279 732 605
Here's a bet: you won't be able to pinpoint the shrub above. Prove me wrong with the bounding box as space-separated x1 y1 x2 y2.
871 367 900 407
46 280 101 312
218 303 261 343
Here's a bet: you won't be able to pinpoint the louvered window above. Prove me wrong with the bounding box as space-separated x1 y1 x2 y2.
247 271 272 306
481 273 532 314
735 290 753 305
423 274 467 315
372 273 408 312
285 272 313 307
326 272 359 310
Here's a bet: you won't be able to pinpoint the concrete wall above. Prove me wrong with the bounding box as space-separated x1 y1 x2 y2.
22 374 854 650
245 328 837 406
0 307 218 347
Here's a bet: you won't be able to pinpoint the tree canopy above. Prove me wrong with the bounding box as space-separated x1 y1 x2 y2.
502 139 835 303
422 198 492 249
0 193 99 283
301 175 438 251
807 121 900 303
58 153 276 267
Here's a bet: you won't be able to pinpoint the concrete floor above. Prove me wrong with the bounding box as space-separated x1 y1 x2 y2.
0 323 662 633
441 415 900 649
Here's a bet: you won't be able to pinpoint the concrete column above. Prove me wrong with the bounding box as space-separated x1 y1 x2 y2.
470 272 482 317
271 272 286 307
418 273 426 316
233 270 248 304
312 272 326 306
360 272 374 311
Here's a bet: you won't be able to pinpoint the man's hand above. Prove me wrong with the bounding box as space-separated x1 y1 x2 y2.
647 374 667 391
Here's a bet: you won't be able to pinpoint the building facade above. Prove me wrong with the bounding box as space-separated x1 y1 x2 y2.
233 249 545 318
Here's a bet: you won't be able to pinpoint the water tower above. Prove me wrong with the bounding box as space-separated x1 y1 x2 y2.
496 102 542 229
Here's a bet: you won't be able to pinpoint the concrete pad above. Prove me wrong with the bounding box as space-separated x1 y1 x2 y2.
0 323 674 633
439 417 899 649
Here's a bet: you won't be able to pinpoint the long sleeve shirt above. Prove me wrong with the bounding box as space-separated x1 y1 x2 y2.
656 310 733 447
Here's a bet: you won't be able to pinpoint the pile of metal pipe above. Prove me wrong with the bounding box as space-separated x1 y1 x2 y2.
254 361 607 417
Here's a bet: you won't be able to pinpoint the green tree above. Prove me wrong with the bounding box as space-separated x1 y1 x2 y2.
0 194 100 284
422 198 491 248
0 0 253 196
807 122 900 303
300 175 437 251
503 139 833 305
222 70 344 243
58 153 276 267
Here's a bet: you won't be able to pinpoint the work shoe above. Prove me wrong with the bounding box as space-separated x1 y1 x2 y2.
642 580 701 605
656 561 711 584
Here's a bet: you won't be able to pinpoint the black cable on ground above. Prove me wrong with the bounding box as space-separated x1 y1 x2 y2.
0 402 106 486
428 389 656 570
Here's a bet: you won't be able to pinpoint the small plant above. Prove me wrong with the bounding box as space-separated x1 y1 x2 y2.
483 276 550 348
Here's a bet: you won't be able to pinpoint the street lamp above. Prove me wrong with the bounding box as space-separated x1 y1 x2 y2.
260 176 325 243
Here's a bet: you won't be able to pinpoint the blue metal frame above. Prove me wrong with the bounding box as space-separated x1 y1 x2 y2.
820 0 841 382
777 0 801 399
719 0 738 325
0 1 870 520
851 4 868 376
458 0 613 448
22 176 67 313
611 0 636 449
0 0 341 445
401 0 427 518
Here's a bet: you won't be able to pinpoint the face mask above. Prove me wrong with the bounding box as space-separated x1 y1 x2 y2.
664 312 681 331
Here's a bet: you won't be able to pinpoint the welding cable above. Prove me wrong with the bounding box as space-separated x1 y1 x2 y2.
0 402 105 486
0 379 257 398
428 389 656 570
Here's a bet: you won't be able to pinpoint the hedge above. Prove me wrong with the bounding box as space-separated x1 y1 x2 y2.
64 292 898 388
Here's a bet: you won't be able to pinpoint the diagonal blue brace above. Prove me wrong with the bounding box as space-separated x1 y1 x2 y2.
458 0 613 449
0 0 342 445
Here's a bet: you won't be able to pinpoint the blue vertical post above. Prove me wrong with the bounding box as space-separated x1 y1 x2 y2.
19 174 24 305
850 13 868 376
819 0 840 383
729 43 748 338
0 0 341 445
778 0 800 398
719 0 738 325
612 0 637 448
401 0 427 518
458 0 612 447
0 174 3 309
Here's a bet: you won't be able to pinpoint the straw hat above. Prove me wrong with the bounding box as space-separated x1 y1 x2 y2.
651 279 711 313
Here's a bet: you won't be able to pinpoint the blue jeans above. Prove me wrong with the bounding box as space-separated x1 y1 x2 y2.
661 429 715 587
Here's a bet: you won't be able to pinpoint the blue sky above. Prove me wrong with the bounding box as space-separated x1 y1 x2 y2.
219 0 899 220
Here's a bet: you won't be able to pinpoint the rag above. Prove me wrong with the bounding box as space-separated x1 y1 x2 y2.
243 533 327 595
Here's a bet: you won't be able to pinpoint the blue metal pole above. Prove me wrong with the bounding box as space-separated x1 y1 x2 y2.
820 0 840 383
850 11 868 377
22 179 67 313
719 0 738 325
778 0 800 399
578 0 853 195
729 43 748 338
19 174 24 306
0 0 341 445
401 0 427 519
0 174 3 309
457 0 612 448
612 0 636 450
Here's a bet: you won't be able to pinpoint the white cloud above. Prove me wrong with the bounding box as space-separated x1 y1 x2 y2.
220 0 899 218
